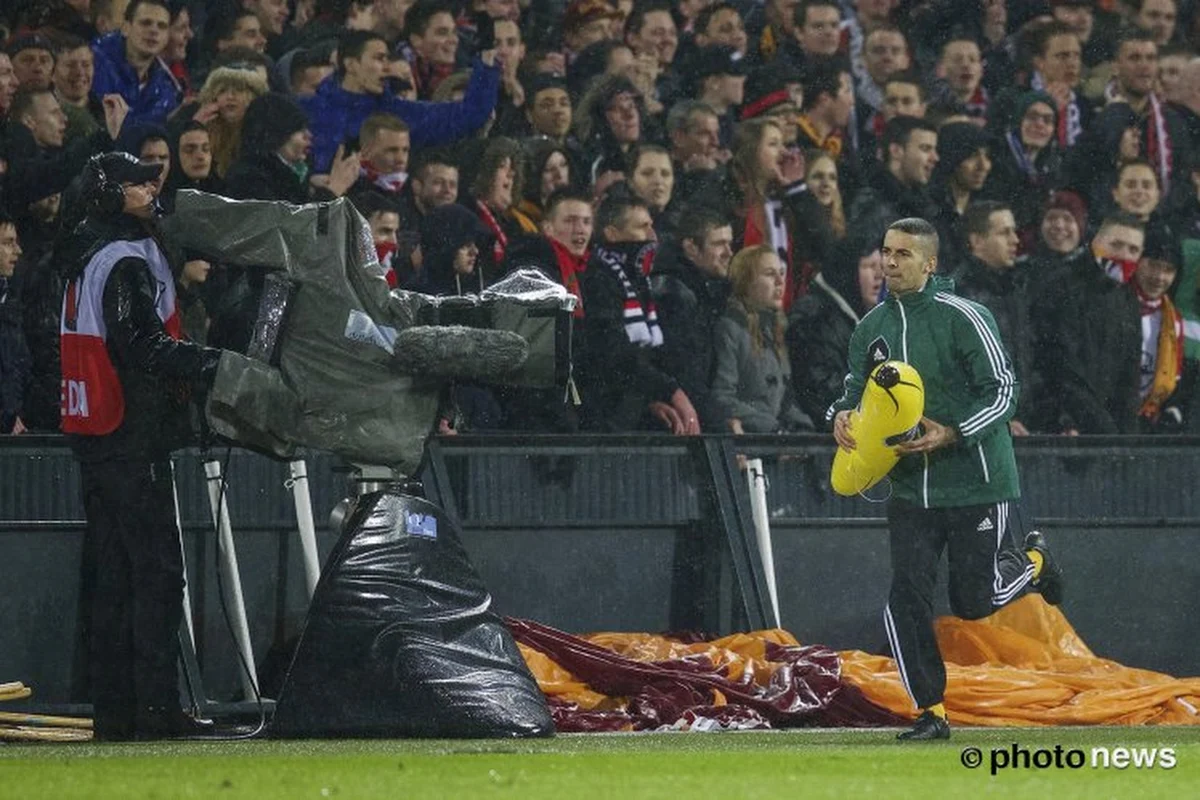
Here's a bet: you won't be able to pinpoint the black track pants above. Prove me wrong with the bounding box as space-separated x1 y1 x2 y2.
883 498 1035 709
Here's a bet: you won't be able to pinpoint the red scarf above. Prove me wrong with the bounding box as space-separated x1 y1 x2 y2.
361 162 406 194
476 200 508 267
547 237 587 318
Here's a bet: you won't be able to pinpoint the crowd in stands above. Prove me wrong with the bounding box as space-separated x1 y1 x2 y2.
1 0 1199 438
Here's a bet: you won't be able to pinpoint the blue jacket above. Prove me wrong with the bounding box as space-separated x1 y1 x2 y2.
90 32 181 127
299 59 500 173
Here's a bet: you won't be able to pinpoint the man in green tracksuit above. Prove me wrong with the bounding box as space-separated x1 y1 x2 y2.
828 218 1064 741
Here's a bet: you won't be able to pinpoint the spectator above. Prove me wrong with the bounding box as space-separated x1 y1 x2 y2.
523 188 592 313
848 116 940 251
930 122 991 262
288 47 334 97
806 150 846 242
881 69 928 123
208 7 269 55
1133 0 1178 47
748 0 799 64
90 0 182 126
189 67 267 179
225 92 359 203
693 3 749 57
1157 43 1192 105
854 25 910 118
244 0 292 48
298 29 499 175
1072 30 1191 212
954 201 1042 434
787 236 883 423
689 45 745 147
562 1 623 63
650 208 733 430
163 119 222 203
469 136 536 268
796 59 854 168
488 187 595 431
710 115 822 307
517 139 572 224
934 34 987 122
0 53 17 117
0 212 28 435
790 0 843 66
350 189 406 287
667 100 722 174
493 18 526 119
1050 0 1113 69
523 75 573 144
118 122 171 200
1011 21 1089 148
163 2 194 96
1131 227 1192 432
712 244 813 434
397 147 458 235
982 91 1063 237
1110 159 1163 222
575 73 647 185
576 189 699 433
52 36 100 143
417 202 492 296
8 34 55 90
404 1 461 99
624 2 679 93
10 87 68 152
1033 189 1088 268
1033 213 1144 434
353 112 411 199
625 143 675 225
216 94 357 351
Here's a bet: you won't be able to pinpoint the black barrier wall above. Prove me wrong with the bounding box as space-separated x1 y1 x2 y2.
1 435 1198 708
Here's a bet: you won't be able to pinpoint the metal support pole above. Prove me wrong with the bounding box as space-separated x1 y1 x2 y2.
745 458 781 626
286 459 322 599
203 459 259 701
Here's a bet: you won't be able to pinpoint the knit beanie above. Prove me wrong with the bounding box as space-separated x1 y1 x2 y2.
1043 189 1087 233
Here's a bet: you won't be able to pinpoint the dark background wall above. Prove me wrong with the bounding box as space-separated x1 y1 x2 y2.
1 436 1197 708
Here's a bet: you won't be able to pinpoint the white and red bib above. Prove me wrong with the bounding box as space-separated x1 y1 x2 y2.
60 238 181 435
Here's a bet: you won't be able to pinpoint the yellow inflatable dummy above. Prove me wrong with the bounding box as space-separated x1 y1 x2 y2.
830 361 925 497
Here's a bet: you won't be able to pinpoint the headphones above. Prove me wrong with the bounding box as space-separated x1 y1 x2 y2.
88 155 127 216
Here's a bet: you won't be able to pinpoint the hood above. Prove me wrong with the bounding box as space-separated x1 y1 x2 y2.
241 93 310 158
419 204 492 296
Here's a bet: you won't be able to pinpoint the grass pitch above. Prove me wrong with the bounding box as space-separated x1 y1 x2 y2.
2 727 1198 799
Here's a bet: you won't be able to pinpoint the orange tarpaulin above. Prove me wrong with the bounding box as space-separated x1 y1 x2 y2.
517 595 1200 728
841 594 1200 725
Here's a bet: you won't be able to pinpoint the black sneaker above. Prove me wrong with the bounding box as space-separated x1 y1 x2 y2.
1024 530 1064 606
897 710 950 741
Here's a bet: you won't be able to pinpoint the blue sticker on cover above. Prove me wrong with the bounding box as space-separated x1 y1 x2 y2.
405 512 438 539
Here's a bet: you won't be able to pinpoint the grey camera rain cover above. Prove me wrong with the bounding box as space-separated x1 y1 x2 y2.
164 190 574 472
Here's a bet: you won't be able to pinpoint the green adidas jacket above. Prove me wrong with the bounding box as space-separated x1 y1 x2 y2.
826 275 1020 508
